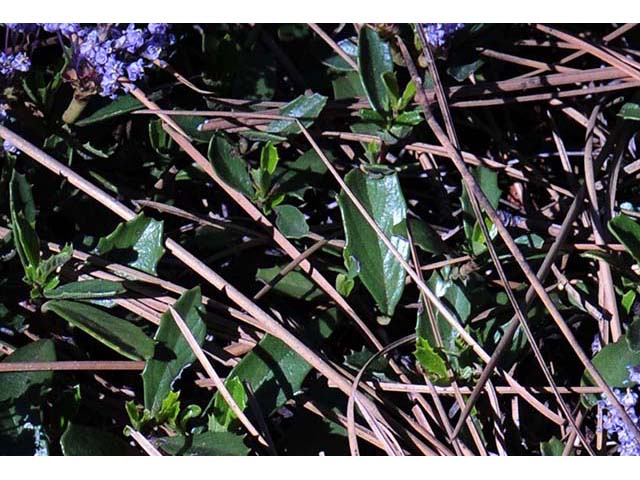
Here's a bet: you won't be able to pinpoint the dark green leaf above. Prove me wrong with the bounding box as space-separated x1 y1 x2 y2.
60 423 136 456
357 26 393 115
274 205 309 239
447 58 484 82
143 287 206 413
95 213 165 275
609 214 640 263
585 332 640 388
332 71 366 99
409 218 448 254
265 93 327 136
207 135 254 197
10 171 40 276
155 432 249 456
43 279 126 300
337 169 409 316
75 92 162 126
0 340 56 402
42 300 155 361
256 266 322 301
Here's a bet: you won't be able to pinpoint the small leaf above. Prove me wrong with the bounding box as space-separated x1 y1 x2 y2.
155 432 249 456
618 103 640 121
143 287 206 413
357 26 393 115
337 169 410 317
43 279 126 300
414 336 448 383
61 423 136 456
42 300 155 361
209 376 247 432
447 58 484 82
398 80 416 111
585 332 640 388
260 142 279 175
623 290 637 315
265 93 328 136
95 213 165 275
35 244 73 287
609 214 640 263
207 135 255 197
256 266 322 301
336 273 355 297
321 38 358 71
0 340 56 403
274 205 309 239
540 437 565 456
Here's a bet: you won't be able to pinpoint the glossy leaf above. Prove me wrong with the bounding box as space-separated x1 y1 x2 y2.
42 300 154 361
357 26 393 115
274 205 309 239
414 336 448 384
265 93 327 135
408 218 448 255
95 213 165 275
143 287 206 413
9 171 40 276
207 135 254 197
43 279 126 300
618 103 640 121
337 169 409 316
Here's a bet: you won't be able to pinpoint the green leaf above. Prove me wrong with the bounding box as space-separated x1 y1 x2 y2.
95 213 165 275
61 423 136 456
398 80 416 111
43 279 126 300
214 309 335 417
332 71 367 99
35 244 73 287
623 290 637 315
393 110 423 126
381 71 400 107
0 339 56 403
10 171 40 276
256 266 322 301
585 332 640 388
447 58 484 82
265 93 328 136
357 26 393 115
274 205 309 239
209 376 247 432
155 432 249 456
208 135 254 197
42 300 155 361
143 287 206 413
75 91 162 126
337 169 410 316
260 142 279 175
409 218 448 255
149 119 173 156
336 273 355 297
461 166 501 243
618 102 640 121
414 336 448 384
627 318 640 352
540 437 565 456
609 214 640 263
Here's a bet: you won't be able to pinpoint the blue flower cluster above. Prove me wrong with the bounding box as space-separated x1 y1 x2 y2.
43 23 174 98
422 23 465 48
2 23 174 98
0 52 31 76
598 366 640 455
